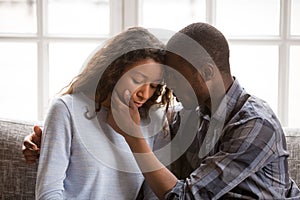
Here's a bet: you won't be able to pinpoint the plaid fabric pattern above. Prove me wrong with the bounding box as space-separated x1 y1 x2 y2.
166 79 300 200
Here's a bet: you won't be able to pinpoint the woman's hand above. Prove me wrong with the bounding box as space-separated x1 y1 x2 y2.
108 89 178 199
107 89 142 138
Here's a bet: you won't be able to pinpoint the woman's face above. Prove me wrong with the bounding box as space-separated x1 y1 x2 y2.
113 58 163 108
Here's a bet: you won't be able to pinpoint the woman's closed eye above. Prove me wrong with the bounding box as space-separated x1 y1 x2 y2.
133 78 159 89
133 78 144 84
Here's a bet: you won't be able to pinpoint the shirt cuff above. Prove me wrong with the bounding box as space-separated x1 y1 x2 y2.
164 180 185 200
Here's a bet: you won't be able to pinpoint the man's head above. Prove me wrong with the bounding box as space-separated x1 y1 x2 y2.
165 22 233 111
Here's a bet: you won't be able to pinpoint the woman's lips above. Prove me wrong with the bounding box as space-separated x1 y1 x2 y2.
134 101 143 107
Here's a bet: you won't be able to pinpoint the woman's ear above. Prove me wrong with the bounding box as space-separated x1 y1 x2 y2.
202 63 214 81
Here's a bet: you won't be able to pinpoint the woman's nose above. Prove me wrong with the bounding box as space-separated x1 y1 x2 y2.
136 84 152 100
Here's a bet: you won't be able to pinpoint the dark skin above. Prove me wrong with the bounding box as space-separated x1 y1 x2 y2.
22 59 234 199
22 125 42 164
22 59 162 164
95 51 234 199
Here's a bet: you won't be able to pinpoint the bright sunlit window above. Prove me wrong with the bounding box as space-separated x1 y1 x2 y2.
0 0 299 128
0 42 37 120
139 0 206 32
0 0 110 121
139 0 300 128
47 0 110 35
215 0 280 36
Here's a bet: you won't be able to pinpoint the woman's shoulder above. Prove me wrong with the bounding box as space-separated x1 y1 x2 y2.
48 94 73 109
46 95 73 117
50 93 87 106
49 93 95 117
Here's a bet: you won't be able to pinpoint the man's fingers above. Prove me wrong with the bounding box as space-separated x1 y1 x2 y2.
22 148 40 156
22 148 40 164
22 129 41 164
33 125 42 137
22 133 39 150
23 136 38 150
32 125 42 147
24 154 40 164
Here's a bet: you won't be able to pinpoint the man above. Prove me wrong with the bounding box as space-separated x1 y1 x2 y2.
23 23 300 199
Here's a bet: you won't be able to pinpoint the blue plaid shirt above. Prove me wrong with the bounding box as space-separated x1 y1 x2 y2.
166 79 300 200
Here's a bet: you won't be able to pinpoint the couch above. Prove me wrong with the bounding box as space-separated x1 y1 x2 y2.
0 118 300 199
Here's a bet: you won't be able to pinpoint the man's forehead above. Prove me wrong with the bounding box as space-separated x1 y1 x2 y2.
165 52 185 63
165 57 200 78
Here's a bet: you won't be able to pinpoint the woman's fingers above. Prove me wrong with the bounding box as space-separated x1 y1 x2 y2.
110 89 142 137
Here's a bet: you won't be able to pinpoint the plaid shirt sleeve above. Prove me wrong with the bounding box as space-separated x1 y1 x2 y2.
165 118 285 200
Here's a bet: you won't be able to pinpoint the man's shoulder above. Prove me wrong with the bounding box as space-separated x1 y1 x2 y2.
229 94 280 129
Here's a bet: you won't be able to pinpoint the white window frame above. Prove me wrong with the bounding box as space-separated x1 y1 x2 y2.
36 0 125 120
0 0 124 120
128 0 300 127
204 0 295 126
1 0 299 127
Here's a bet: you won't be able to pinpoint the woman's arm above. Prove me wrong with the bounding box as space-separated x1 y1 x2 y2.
108 90 178 199
36 98 72 200
124 135 177 200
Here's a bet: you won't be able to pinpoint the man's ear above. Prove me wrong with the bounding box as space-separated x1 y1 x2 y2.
201 63 214 81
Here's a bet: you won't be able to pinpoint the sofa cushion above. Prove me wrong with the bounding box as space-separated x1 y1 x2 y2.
0 119 299 199
285 128 300 187
0 119 41 200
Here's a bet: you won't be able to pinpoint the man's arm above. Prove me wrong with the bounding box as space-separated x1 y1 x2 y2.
22 126 42 163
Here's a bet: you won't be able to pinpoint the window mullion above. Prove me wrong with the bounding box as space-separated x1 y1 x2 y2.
110 0 124 35
206 0 216 25
278 0 291 126
124 0 138 29
37 0 49 121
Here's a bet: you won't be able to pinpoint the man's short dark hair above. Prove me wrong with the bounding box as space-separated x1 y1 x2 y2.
167 22 231 74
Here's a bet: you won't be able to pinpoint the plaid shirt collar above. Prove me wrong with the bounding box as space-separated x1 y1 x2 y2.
197 77 245 125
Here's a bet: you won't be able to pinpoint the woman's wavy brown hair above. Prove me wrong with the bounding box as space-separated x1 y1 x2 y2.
61 27 173 119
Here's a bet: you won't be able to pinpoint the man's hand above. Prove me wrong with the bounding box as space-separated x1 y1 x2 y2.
22 125 42 164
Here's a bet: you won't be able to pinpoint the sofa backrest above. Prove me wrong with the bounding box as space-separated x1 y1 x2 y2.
0 119 40 199
0 119 299 199
285 128 300 187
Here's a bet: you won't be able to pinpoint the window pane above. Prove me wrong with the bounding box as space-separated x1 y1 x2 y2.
0 42 37 120
291 0 300 35
49 42 101 99
139 0 206 32
230 45 278 113
0 0 37 34
48 0 110 35
288 46 300 127
216 0 280 36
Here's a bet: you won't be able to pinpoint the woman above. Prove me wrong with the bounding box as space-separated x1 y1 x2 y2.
35 27 173 200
